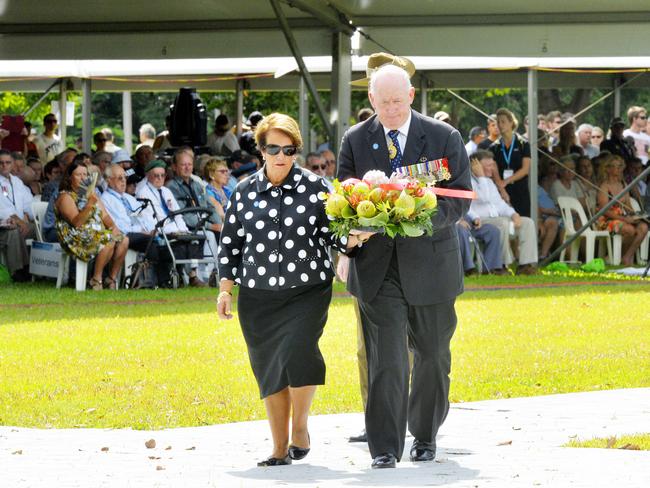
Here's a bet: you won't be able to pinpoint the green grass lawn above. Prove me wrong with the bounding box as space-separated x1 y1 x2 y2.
566 434 650 451
1 271 649 429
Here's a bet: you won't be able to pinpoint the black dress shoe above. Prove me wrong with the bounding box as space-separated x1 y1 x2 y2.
288 433 310 460
257 454 292 467
371 453 397 469
409 439 436 462
348 429 367 443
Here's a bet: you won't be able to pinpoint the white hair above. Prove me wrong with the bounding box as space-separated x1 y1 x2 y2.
369 64 412 95
104 163 123 180
576 123 593 134
139 123 156 139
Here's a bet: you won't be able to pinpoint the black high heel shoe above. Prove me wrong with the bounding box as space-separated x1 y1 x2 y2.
257 453 292 467
288 433 310 460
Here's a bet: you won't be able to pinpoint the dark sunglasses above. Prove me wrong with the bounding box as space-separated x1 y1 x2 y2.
310 164 327 170
45 119 57 124
264 144 298 156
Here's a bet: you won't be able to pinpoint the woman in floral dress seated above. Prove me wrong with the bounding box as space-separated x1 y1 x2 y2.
595 155 648 265
55 160 128 290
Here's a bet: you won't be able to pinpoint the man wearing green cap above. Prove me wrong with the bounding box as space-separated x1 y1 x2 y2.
136 159 205 287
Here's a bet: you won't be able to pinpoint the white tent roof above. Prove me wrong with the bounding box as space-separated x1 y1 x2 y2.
1 56 648 92
3 56 650 79
0 1 649 91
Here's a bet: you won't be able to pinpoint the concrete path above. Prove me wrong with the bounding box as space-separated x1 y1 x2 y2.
1 388 648 487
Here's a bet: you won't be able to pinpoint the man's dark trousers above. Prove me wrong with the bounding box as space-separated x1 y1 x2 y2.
358 248 457 460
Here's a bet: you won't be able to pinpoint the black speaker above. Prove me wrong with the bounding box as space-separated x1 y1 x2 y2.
169 87 207 147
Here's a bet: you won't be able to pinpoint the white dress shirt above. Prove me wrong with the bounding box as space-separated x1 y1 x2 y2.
0 173 34 221
101 187 155 234
135 182 188 234
382 112 412 156
467 175 516 221
465 140 478 156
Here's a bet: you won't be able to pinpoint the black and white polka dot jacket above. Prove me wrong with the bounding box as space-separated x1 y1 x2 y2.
217 163 348 290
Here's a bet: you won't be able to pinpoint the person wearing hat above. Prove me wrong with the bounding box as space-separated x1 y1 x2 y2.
341 52 417 446
338 57 471 469
239 111 264 157
112 148 134 169
601 117 635 163
208 114 240 157
349 52 416 87
433 111 452 126
135 158 206 287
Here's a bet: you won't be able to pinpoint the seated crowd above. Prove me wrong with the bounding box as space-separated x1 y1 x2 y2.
460 105 649 275
2 104 650 286
0 110 337 287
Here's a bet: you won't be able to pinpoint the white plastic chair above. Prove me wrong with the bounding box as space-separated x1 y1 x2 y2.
31 201 49 241
630 198 649 264
56 254 89 291
557 196 620 264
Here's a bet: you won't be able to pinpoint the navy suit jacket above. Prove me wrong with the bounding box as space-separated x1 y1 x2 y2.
337 110 471 306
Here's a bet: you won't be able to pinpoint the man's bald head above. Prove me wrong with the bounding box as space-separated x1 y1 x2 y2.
369 64 412 96
368 64 415 130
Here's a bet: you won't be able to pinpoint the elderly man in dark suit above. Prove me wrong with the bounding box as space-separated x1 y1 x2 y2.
338 58 471 469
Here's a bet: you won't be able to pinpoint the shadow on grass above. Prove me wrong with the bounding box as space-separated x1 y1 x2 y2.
461 280 649 300
1 280 648 325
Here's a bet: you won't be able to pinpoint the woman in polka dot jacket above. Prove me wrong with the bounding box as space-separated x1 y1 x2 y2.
216 113 373 467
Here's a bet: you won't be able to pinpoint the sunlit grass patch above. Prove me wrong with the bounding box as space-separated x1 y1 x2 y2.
1 277 649 429
565 434 650 451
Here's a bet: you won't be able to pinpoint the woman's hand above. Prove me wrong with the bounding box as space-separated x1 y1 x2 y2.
336 255 350 282
86 192 98 208
217 291 233 320
348 229 376 248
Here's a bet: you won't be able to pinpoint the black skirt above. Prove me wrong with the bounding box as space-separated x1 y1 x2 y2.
237 281 332 398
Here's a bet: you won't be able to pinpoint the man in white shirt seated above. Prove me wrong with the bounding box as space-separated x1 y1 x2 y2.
101 164 163 285
135 159 206 287
469 150 538 274
0 149 36 281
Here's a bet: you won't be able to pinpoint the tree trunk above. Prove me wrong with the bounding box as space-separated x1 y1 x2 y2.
538 89 593 116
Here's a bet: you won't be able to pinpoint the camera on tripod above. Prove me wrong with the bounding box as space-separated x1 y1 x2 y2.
167 87 209 155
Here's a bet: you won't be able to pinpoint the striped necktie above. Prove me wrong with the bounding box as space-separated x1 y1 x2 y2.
158 188 170 215
388 130 403 172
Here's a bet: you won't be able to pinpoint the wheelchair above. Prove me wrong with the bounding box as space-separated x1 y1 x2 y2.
124 206 219 289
